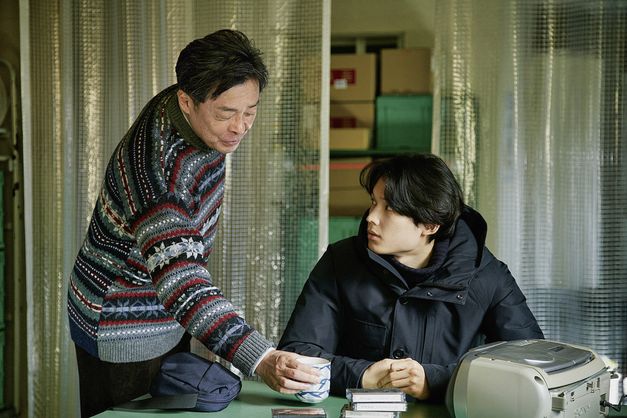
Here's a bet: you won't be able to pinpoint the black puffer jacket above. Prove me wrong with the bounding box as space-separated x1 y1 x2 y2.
279 207 543 401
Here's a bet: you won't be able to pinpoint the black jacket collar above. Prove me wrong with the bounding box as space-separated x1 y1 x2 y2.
355 205 489 295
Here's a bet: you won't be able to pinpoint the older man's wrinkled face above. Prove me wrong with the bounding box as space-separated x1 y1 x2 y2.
177 79 259 154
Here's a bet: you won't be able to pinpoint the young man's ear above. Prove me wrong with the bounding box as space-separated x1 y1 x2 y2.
422 224 440 237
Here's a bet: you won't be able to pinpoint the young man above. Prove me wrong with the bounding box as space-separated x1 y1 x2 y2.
68 29 318 417
279 154 543 402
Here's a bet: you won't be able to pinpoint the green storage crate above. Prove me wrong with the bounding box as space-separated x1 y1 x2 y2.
329 216 361 244
292 217 362 294
293 217 362 289
295 218 319 284
285 216 363 321
375 95 433 152
283 217 319 321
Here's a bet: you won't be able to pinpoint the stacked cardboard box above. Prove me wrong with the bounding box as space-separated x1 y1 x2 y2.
380 48 432 95
330 54 377 102
330 102 374 150
377 48 433 152
330 53 376 151
329 54 376 216
329 158 371 216
328 48 433 216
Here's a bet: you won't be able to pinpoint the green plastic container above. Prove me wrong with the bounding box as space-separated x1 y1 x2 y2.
329 216 361 244
293 217 361 288
292 217 362 295
375 95 433 152
295 218 319 284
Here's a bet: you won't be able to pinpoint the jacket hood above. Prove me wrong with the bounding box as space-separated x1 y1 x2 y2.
355 205 490 301
357 205 487 262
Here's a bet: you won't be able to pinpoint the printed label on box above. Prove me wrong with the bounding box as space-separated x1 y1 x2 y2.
330 117 357 128
333 79 348 89
331 69 355 87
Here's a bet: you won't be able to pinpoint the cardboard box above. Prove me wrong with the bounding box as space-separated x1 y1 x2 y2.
330 128 371 150
330 158 371 189
330 102 375 128
331 54 376 102
380 48 431 94
330 188 371 216
329 158 372 217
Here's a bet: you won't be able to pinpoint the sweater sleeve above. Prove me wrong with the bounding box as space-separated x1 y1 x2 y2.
130 192 273 375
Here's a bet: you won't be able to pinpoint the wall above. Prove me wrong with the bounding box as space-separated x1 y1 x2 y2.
331 0 435 47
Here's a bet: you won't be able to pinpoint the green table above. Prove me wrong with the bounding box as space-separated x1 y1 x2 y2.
96 380 451 418
95 380 627 418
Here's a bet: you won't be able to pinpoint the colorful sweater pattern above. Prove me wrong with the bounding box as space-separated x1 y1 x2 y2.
68 85 273 375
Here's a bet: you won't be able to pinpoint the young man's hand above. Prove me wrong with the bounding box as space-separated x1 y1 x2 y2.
255 350 321 394
362 358 430 400
376 358 430 400
361 358 396 388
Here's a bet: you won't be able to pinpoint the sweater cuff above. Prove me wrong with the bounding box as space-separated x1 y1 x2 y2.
231 330 275 376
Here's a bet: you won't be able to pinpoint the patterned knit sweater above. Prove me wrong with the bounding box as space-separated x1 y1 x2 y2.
68 84 273 375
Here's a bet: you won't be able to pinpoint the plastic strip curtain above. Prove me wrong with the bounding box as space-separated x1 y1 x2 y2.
435 0 627 381
24 1 325 417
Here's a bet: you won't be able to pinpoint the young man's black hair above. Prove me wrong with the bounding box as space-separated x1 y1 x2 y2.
359 153 464 241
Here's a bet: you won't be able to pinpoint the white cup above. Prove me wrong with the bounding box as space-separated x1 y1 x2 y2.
295 356 331 403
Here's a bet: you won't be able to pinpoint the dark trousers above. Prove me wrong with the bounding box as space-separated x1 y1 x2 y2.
75 334 191 417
